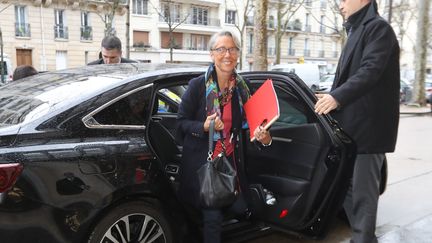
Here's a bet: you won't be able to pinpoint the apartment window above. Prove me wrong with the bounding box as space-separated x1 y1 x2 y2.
288 37 295 56
189 34 210 51
133 31 150 47
133 0 148 15
305 0 312 7
304 38 310 57
225 10 236 24
161 2 181 22
248 33 253 54
54 9 68 39
160 32 183 49
305 13 311 32
15 5 30 37
320 15 325 33
81 12 92 41
104 15 116 36
333 41 338 58
319 41 325 57
269 16 275 29
191 6 208 25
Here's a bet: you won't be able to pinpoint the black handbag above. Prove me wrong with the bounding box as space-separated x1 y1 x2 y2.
197 120 238 208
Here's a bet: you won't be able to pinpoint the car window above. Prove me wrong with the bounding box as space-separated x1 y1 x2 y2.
93 88 152 126
156 85 187 114
249 82 314 128
274 88 310 126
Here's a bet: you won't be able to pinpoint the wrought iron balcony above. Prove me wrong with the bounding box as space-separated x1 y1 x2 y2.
54 25 68 39
288 49 295 56
80 26 93 41
15 23 31 37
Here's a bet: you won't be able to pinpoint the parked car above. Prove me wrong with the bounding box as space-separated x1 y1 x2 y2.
270 63 321 91
0 63 383 243
400 78 413 103
426 80 432 103
318 74 335 93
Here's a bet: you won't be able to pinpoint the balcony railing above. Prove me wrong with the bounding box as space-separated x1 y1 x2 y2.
320 26 326 34
304 49 311 57
80 26 93 41
318 50 325 58
333 51 339 58
288 49 295 56
159 15 220 27
54 25 68 39
268 47 276 56
15 23 31 37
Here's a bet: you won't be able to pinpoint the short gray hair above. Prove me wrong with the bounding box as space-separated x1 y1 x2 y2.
208 30 240 50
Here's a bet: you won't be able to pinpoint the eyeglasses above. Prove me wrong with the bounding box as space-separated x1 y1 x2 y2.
211 47 240 55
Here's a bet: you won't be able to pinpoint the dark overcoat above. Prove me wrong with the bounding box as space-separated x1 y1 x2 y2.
330 3 400 154
176 74 246 207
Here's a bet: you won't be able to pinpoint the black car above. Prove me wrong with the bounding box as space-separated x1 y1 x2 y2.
0 63 359 243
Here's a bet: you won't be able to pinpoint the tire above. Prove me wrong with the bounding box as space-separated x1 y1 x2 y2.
88 201 173 243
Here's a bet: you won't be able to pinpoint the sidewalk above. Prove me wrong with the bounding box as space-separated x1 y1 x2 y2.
400 104 431 115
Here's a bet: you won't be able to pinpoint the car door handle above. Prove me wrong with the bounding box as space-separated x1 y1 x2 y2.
272 137 293 143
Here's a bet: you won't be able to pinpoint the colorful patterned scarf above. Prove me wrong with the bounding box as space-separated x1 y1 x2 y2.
205 63 251 141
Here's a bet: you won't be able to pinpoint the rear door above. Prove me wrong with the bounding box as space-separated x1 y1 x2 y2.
241 72 355 237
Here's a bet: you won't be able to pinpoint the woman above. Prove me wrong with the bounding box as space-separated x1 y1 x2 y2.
176 30 272 243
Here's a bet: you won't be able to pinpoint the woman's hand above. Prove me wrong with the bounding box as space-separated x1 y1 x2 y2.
203 113 225 132
254 126 272 146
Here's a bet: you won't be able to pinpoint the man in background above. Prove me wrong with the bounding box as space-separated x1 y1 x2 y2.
314 0 400 242
88 35 137 65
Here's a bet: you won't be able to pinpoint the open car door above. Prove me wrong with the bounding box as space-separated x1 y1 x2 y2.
241 72 356 237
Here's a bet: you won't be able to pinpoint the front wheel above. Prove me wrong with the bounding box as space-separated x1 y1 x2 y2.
88 201 173 243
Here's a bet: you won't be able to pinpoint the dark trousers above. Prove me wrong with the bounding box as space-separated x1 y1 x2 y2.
202 195 247 243
343 153 384 243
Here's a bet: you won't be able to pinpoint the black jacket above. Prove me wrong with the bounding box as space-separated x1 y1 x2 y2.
87 57 138 65
176 74 246 207
330 2 400 154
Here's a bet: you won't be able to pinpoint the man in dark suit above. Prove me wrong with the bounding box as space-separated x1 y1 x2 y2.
88 35 137 65
315 0 399 242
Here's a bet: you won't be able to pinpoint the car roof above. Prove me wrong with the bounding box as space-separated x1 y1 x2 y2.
0 63 206 130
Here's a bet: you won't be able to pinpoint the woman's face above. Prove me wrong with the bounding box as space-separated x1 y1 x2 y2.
210 36 239 75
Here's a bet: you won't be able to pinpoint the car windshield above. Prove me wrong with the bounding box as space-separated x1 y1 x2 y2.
0 71 122 126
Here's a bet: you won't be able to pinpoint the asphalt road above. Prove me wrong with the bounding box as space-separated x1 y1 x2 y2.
247 113 432 243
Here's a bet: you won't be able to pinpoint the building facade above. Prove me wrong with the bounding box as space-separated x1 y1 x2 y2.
130 0 344 72
0 0 127 72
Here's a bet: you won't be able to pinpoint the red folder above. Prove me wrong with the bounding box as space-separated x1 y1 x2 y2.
244 79 280 141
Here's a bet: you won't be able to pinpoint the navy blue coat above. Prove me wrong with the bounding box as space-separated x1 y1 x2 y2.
330 3 400 154
176 74 246 207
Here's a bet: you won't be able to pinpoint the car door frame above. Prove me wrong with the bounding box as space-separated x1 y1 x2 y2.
240 71 356 237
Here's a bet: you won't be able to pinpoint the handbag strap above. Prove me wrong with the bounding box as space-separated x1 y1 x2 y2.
207 119 226 162
207 119 215 161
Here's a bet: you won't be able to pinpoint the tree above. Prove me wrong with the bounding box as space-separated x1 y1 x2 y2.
225 0 253 70
411 0 429 105
151 0 188 62
252 0 268 71
91 0 126 36
274 0 304 64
